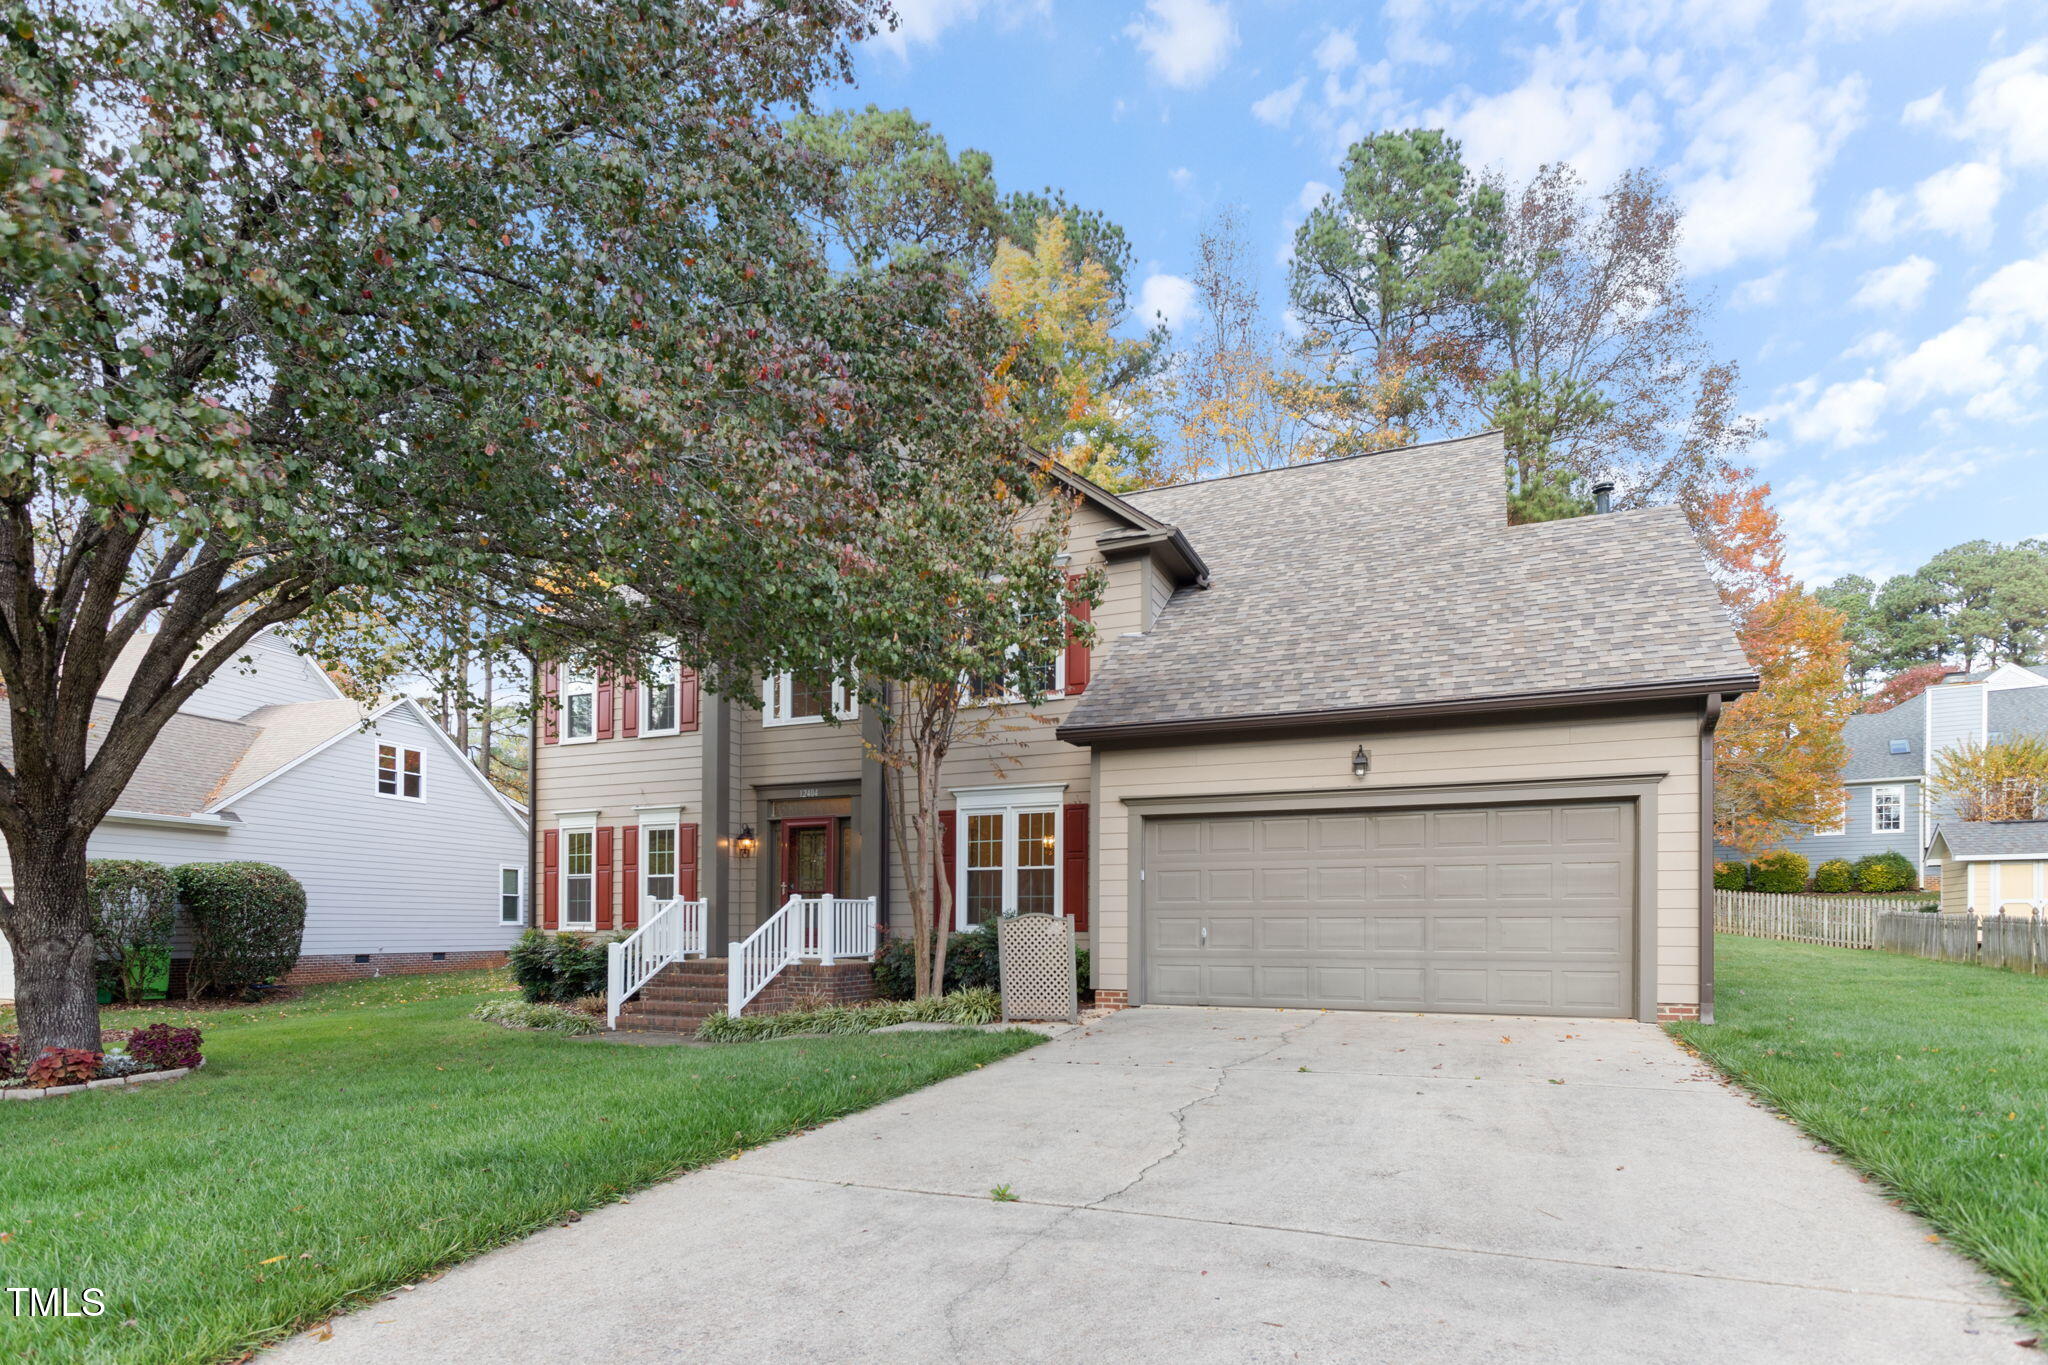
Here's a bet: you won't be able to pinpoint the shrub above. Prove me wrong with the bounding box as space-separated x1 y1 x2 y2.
25 1047 101 1088
1712 861 1748 891
695 987 1004 1043
86 859 178 1003
174 862 307 997
97 1050 147 1078
506 928 615 1003
1748 850 1809 894
127 1023 204 1071
1854 851 1918 894
1812 859 1855 894
472 998 602 1034
0 1036 16 1079
873 922 1087 999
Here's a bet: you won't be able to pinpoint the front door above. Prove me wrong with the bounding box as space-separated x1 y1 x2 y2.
779 818 838 899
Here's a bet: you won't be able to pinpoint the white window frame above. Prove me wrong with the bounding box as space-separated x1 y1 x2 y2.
961 646 1066 709
560 822 597 929
561 668 598 744
376 744 425 801
640 652 681 737
641 819 681 904
1872 785 1905 834
1814 788 1847 836
763 672 857 727
951 784 1064 929
498 865 526 925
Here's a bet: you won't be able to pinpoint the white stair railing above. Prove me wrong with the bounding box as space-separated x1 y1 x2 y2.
729 894 880 1016
606 897 708 1029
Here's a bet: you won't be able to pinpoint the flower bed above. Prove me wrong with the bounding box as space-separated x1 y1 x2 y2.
0 1024 204 1100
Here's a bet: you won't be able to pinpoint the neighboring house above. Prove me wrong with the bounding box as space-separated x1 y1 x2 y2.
1719 663 2048 883
0 629 529 1001
1929 821 2048 915
533 431 1756 1024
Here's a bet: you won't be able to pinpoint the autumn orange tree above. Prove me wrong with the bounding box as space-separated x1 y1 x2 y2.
1699 480 1854 852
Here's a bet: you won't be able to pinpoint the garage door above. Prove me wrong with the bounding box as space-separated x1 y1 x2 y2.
1143 802 1636 1017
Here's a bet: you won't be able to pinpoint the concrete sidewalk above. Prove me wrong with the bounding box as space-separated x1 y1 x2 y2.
269 1008 2025 1364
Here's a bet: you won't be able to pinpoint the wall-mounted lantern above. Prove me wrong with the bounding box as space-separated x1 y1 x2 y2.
734 824 758 859
1351 746 1371 780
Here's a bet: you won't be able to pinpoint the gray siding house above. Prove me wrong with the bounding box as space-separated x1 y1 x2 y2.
1718 662 2048 882
0 630 529 1000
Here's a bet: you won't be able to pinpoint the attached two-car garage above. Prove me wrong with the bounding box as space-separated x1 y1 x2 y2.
1142 800 1638 1018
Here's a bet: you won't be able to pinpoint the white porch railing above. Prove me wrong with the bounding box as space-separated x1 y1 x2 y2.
728 894 879 1017
605 897 708 1029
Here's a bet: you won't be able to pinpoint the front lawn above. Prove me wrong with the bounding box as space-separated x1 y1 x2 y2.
1674 935 2048 1318
0 971 1041 1364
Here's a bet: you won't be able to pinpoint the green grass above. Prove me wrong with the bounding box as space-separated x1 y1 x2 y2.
1674 935 2048 1318
0 970 1041 1364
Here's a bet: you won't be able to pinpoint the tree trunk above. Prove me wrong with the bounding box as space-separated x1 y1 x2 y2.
5 829 101 1054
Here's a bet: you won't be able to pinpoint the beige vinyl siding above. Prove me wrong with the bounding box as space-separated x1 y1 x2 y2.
1093 705 1704 1008
533 724 704 931
1940 863 1969 914
732 712 865 936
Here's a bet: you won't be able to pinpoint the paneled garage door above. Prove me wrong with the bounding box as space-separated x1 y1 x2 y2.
1142 802 1636 1017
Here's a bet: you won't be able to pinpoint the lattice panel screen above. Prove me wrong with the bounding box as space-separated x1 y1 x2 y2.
997 913 1078 1023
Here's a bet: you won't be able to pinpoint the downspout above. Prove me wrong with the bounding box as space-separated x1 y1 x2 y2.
1699 693 1722 1025
526 646 540 936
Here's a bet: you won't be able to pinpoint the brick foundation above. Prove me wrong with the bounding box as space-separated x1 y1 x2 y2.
1091 989 1129 1009
1656 1002 1700 1022
278 951 509 987
741 961 876 1016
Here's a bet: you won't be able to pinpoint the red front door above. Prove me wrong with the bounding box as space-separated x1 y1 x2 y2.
779 819 838 899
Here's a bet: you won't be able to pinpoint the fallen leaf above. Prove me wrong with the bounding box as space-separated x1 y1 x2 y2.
259 1254 288 1265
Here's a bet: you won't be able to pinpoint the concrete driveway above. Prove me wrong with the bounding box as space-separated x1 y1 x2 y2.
273 1008 2024 1364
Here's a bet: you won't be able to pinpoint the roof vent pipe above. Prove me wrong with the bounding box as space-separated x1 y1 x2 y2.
1592 481 1614 515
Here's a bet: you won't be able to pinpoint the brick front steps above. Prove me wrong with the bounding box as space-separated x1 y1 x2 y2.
613 959 877 1035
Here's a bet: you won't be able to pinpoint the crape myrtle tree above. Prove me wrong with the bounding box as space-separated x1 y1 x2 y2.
0 0 1029 1054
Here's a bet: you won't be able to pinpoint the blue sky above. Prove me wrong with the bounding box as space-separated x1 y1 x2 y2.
833 0 2048 588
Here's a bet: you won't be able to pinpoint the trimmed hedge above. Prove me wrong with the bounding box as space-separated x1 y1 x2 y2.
87 859 176 1003
1712 861 1748 892
174 862 306 998
1748 849 1810 894
1812 858 1856 894
506 929 616 1003
1854 850 1918 893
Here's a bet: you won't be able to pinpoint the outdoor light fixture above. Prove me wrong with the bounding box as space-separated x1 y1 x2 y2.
1351 746 1371 779
734 825 758 859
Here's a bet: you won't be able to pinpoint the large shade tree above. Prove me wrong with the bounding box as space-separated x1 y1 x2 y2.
0 0 1032 1054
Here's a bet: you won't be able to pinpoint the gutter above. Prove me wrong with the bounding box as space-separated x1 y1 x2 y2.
1056 673 1763 746
1094 526 1211 589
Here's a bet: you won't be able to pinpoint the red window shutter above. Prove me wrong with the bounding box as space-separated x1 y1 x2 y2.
1063 803 1090 931
937 809 958 932
596 675 615 741
542 828 560 929
678 669 701 733
621 678 639 739
1065 575 1091 696
621 824 640 929
540 664 560 745
595 826 614 931
677 824 700 900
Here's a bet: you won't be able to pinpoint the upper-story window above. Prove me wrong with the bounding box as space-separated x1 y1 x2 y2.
763 673 856 726
1872 786 1905 834
642 655 681 736
1814 789 1846 836
376 744 423 800
963 647 1065 708
561 669 597 743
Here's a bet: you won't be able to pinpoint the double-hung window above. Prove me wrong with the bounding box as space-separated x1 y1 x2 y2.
953 786 1062 928
376 744 423 799
642 654 681 736
1814 789 1847 836
963 648 1065 708
562 826 596 928
1872 786 1905 834
763 673 857 726
561 669 598 743
643 823 679 903
498 866 526 925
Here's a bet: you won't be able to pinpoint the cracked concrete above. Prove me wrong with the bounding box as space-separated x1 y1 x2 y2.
267 1008 2027 1364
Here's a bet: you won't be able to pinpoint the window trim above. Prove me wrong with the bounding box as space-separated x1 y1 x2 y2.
375 743 425 801
641 819 681 905
951 784 1066 929
961 646 1067 710
640 653 681 737
762 672 857 727
560 669 598 744
1872 785 1905 835
559 821 597 929
498 865 526 926
1814 787 1847 837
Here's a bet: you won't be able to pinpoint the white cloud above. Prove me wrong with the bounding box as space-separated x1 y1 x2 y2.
1137 272 1200 333
1851 255 1938 312
1775 449 1982 583
1251 78 1306 129
1732 269 1787 309
1911 158 2006 245
1435 65 1663 190
1956 44 2048 168
1126 0 1238 89
1384 0 1451 66
1789 376 1890 446
873 0 1050 57
1854 187 1905 241
1968 252 2048 325
1313 29 1359 72
1805 0 2008 36
1675 64 1866 273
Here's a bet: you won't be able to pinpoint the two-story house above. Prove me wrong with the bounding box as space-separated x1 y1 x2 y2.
1718 663 2048 885
532 431 1755 1026
0 628 530 1000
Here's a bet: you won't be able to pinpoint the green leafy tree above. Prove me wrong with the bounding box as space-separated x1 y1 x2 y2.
787 104 1002 271
0 0 1027 1054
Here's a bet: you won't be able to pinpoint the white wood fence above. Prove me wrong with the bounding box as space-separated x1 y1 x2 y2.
1713 890 1907 948
1875 909 2048 975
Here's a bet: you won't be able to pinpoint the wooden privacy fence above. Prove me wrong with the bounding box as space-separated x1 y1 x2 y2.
1876 910 2048 975
1713 890 1897 948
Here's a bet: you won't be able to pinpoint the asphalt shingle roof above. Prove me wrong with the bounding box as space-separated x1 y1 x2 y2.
1059 431 1754 736
1933 820 2048 859
0 700 259 817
